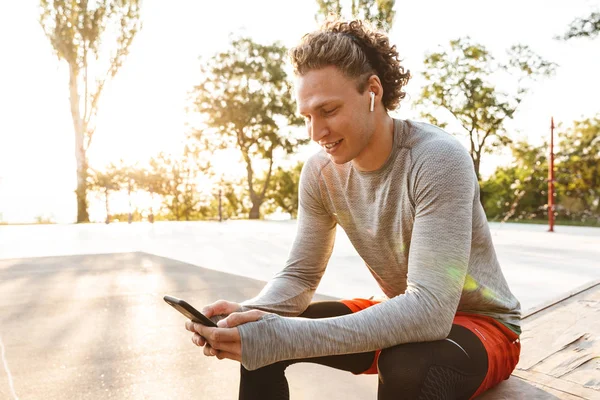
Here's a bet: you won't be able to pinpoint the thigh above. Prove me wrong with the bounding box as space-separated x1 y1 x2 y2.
239 302 376 400
299 301 355 319
377 324 488 400
284 301 376 374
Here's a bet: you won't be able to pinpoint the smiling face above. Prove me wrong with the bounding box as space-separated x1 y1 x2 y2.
296 66 376 166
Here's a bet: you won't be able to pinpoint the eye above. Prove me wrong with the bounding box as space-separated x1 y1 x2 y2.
323 107 338 116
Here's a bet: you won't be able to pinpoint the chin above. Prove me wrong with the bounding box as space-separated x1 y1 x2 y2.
328 154 353 165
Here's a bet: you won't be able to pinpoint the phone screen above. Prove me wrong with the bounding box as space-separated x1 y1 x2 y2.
164 295 218 327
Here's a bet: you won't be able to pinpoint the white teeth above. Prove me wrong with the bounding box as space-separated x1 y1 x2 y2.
325 140 341 149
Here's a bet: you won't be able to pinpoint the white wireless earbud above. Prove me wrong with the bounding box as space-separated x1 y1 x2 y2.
369 92 375 112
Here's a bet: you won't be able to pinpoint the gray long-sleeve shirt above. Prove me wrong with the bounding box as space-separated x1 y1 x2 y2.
237 118 521 371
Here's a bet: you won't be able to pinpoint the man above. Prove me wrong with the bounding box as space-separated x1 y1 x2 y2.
185 19 521 400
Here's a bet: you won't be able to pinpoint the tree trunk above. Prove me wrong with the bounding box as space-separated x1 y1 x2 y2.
105 189 110 224
472 151 486 209
149 193 155 223
69 63 90 223
241 148 262 220
249 202 261 220
75 156 89 223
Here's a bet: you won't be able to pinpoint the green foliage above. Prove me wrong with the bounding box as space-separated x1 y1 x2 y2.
417 37 556 180
555 116 600 221
559 11 600 40
109 209 144 223
197 179 250 221
89 163 122 223
35 215 56 224
39 0 141 75
147 144 211 221
39 0 142 223
482 141 548 221
190 37 306 219
89 164 122 190
315 0 396 32
483 116 600 224
264 162 304 219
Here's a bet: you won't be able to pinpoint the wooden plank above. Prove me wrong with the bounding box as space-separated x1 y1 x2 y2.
535 334 599 378
561 358 600 392
518 283 600 374
522 280 600 320
519 330 586 370
513 369 600 399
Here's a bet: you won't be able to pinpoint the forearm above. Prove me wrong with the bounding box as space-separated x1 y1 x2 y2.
240 274 317 316
238 293 457 371
241 197 336 316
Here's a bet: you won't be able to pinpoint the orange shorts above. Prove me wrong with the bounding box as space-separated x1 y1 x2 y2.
339 298 521 397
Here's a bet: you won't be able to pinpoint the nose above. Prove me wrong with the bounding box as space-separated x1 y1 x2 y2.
308 118 329 143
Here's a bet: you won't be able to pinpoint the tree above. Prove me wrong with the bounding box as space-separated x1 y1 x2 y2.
148 144 211 221
559 11 600 40
482 117 600 224
555 116 600 220
265 162 304 219
115 161 144 223
481 141 548 221
133 164 163 223
198 179 249 221
39 0 142 222
190 38 307 219
315 0 396 32
417 38 556 181
89 163 121 223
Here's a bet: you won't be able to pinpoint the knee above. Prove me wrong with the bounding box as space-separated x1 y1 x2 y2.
240 360 287 378
377 344 428 386
299 301 353 319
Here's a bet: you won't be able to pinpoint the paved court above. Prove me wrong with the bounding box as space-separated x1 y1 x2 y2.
0 253 378 400
1 221 598 313
0 221 598 399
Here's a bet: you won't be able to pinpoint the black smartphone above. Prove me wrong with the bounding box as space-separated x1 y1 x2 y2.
163 295 218 327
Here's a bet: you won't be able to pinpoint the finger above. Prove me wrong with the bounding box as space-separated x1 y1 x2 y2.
213 350 241 362
190 322 240 345
218 310 266 328
192 322 214 339
204 344 216 357
185 320 195 333
191 333 206 347
186 321 211 347
202 300 241 318
204 327 240 343
210 340 239 354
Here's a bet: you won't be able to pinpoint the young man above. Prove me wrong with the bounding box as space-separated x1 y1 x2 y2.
185 19 521 400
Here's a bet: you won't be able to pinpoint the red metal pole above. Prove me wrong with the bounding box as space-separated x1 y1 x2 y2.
548 117 555 232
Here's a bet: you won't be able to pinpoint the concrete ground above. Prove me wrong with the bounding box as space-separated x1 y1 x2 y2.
0 221 598 399
1 221 599 312
0 252 379 400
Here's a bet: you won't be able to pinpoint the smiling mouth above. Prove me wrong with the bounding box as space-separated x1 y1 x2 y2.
324 139 343 149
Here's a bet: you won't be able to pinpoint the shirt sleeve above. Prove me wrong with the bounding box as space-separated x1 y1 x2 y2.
237 139 477 371
240 157 337 316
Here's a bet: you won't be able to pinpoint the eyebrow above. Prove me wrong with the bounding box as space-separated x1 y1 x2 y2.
299 100 336 115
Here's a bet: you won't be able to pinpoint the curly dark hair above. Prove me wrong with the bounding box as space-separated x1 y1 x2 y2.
289 19 410 111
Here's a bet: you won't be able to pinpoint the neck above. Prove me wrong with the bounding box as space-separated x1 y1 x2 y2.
352 114 395 172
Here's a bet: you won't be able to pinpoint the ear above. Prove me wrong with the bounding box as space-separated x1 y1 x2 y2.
366 74 383 100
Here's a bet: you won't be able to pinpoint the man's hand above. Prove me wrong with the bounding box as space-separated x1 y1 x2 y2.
189 300 241 347
185 309 268 362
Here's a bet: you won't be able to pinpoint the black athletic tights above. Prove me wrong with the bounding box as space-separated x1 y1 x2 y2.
239 301 488 400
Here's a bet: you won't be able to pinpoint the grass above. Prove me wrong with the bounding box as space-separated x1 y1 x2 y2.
492 219 600 228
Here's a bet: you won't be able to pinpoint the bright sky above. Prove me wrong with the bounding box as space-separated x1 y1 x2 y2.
0 0 599 223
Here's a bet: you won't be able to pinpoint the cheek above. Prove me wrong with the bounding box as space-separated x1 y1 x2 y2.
331 113 353 135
